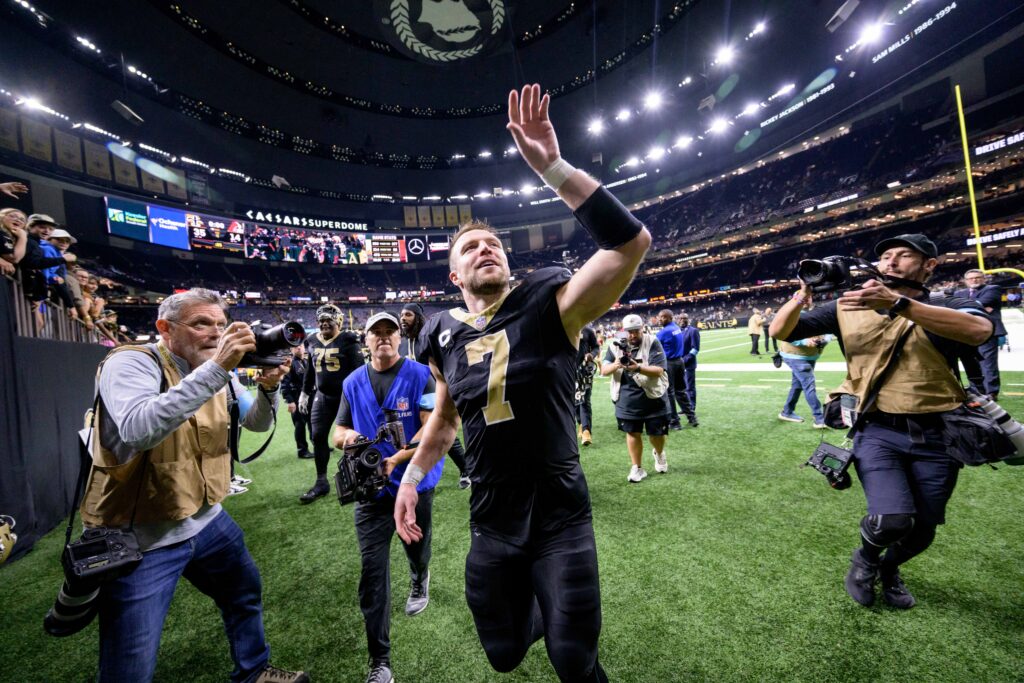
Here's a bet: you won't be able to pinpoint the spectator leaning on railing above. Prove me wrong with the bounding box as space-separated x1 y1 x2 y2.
0 207 28 277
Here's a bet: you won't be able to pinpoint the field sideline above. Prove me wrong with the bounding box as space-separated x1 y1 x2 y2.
3 327 1023 682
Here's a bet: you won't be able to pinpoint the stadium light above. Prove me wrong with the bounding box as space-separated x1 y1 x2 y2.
859 22 884 45
679 75 693 87
739 102 761 117
615 108 632 122
587 118 605 135
753 21 766 34
623 156 640 168
643 92 664 110
478 150 492 158
646 146 666 161
713 45 735 66
771 83 796 100
521 183 536 194
708 118 728 134
674 135 693 149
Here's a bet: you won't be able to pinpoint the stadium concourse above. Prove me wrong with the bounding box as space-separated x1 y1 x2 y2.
2 0 1024 682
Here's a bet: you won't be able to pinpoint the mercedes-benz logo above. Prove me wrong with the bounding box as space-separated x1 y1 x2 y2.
408 238 425 255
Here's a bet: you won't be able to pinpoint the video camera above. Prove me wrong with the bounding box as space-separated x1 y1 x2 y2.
612 339 634 365
796 256 924 295
240 320 306 367
335 409 407 505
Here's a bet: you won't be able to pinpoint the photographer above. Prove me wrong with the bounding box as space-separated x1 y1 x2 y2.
770 234 993 609
601 313 671 482
79 289 307 682
576 323 600 446
280 343 312 459
333 312 443 683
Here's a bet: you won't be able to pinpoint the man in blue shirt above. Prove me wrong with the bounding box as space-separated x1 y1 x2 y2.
677 313 701 410
334 311 443 683
656 309 698 428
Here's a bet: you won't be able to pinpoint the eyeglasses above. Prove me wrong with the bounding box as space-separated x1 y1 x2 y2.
168 319 229 333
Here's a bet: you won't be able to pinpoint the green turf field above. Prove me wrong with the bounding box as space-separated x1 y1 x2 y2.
3 329 1023 682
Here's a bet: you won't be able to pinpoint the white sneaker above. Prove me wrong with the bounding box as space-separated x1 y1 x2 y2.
231 475 252 486
653 449 668 473
227 484 248 496
627 465 648 483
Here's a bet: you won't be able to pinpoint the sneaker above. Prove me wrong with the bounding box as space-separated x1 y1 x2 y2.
581 429 593 446
253 665 310 683
687 418 700 428
227 484 248 496
297 449 313 459
668 421 683 431
813 421 828 429
844 549 879 607
405 570 430 616
627 465 648 483
231 475 252 486
458 475 472 490
365 661 394 683
880 570 916 609
778 413 804 423
653 450 668 474
299 480 330 504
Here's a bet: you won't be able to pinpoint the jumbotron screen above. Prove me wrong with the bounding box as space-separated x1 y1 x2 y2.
103 197 449 264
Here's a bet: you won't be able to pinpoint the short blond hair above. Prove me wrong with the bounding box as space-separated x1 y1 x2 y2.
449 220 500 266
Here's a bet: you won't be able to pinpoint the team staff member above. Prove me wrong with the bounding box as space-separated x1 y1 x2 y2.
656 309 697 429
399 303 471 488
576 323 601 446
81 289 307 683
955 269 1005 399
334 312 443 683
761 307 778 354
395 83 652 682
677 313 700 409
748 308 764 355
770 234 992 609
603 314 671 481
298 304 363 503
280 343 313 459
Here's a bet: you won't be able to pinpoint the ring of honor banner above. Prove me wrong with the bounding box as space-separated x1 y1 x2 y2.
20 118 52 163
53 129 83 173
445 205 459 227
83 139 112 180
0 109 20 152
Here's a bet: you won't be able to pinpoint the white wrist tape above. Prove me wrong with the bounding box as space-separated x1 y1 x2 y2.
540 158 577 191
401 463 426 487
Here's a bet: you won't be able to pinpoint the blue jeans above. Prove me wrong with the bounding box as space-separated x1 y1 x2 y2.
781 358 823 422
97 510 269 683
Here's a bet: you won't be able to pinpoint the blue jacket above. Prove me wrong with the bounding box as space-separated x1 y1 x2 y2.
342 359 443 498
657 322 684 359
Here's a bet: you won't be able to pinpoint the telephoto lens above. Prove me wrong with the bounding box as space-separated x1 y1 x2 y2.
43 577 101 637
969 392 1024 465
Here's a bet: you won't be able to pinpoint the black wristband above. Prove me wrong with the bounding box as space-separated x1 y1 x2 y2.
572 186 644 250
888 296 912 319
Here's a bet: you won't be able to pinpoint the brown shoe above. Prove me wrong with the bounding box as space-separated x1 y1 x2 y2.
254 665 311 683
581 429 592 447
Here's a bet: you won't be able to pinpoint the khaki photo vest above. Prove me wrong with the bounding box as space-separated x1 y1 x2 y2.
80 344 231 527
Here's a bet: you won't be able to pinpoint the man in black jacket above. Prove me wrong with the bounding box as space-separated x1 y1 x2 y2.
955 269 1005 399
280 343 313 459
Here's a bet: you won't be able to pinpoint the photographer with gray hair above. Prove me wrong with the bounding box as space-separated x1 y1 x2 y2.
71 288 309 683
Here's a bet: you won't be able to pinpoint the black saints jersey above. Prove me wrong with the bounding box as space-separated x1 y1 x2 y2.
424 267 590 541
303 330 364 397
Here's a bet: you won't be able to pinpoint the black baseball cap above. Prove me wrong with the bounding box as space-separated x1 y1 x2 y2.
873 233 938 259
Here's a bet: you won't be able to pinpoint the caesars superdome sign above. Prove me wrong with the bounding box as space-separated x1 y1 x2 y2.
375 0 506 64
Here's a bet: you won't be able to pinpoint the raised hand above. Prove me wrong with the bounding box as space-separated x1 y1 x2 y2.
506 84 560 174
0 181 28 199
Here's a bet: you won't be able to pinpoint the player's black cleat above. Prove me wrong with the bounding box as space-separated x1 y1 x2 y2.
880 570 916 609
844 549 879 607
299 480 330 504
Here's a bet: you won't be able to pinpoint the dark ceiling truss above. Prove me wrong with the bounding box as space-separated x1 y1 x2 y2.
274 0 587 59
154 0 698 120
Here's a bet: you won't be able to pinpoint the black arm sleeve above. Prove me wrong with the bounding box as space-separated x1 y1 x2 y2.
784 300 841 343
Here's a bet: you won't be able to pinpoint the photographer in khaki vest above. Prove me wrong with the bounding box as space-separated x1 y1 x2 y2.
770 235 992 610
84 288 308 683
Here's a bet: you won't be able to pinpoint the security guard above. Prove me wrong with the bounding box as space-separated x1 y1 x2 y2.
770 234 992 609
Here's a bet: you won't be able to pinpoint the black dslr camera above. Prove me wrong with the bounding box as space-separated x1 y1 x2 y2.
803 442 854 490
612 339 633 365
335 409 407 505
240 320 306 367
796 256 925 295
44 527 143 637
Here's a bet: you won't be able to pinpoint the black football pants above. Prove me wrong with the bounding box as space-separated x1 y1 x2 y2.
310 392 341 479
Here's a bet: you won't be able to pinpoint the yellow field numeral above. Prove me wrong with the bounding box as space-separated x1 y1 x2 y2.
465 330 515 425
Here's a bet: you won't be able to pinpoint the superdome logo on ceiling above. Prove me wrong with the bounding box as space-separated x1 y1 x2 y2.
375 0 506 65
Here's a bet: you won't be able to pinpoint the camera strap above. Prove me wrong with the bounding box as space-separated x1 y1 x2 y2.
64 349 166 547
226 381 278 464
844 323 916 439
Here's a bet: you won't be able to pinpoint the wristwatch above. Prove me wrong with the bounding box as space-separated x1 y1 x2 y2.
888 295 912 319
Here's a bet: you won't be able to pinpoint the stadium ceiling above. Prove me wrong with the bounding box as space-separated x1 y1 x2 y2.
3 0 1023 192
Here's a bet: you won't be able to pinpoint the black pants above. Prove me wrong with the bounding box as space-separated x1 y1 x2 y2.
576 384 593 431
964 337 1001 397
750 334 760 354
354 488 434 663
465 522 606 683
290 409 310 453
311 393 341 478
666 358 696 424
763 326 778 353
681 354 697 408
448 436 467 475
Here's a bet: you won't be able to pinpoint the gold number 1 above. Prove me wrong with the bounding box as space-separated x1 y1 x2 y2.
465 330 515 425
